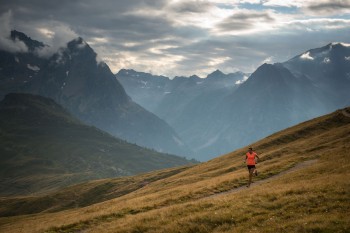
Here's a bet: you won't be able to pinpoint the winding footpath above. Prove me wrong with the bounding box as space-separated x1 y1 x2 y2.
206 159 318 199
206 108 349 199
59 160 319 233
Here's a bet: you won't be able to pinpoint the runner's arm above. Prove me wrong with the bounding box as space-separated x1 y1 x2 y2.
255 154 260 163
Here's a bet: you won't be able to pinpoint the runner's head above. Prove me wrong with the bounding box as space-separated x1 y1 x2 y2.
248 147 253 151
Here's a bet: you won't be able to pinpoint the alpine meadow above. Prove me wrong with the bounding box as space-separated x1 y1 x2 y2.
1 1 350 233
1 108 349 232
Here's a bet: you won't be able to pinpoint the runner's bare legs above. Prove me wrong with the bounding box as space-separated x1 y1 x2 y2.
247 167 258 187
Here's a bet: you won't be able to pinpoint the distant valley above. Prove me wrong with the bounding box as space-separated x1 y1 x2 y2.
117 43 350 160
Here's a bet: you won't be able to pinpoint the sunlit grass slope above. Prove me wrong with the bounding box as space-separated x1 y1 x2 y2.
0 107 349 233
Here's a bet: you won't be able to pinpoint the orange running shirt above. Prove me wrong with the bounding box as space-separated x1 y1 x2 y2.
246 152 257 165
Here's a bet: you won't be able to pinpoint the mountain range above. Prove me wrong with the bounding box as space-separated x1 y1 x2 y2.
1 30 349 162
0 31 190 156
116 69 247 130
116 69 246 113
117 42 350 160
0 93 194 196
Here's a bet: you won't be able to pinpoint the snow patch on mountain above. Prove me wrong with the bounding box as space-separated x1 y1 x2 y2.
300 52 314 60
331 42 350 47
323 57 331 64
27 64 40 71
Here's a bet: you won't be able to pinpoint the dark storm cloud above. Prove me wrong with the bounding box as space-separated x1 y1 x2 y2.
217 11 275 32
0 0 349 77
306 0 350 15
160 37 271 75
0 0 171 41
0 0 167 17
0 0 184 59
167 1 213 13
92 14 175 40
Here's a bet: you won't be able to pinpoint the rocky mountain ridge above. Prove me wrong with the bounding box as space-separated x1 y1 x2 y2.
0 30 191 156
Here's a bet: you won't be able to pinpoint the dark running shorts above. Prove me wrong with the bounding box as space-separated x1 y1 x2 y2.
247 165 256 170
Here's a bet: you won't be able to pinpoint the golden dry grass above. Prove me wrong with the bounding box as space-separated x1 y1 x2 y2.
0 108 349 233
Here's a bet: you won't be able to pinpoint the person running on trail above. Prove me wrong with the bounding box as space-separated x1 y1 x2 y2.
245 147 260 187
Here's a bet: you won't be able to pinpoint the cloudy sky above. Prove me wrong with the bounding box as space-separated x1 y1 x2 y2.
0 0 350 77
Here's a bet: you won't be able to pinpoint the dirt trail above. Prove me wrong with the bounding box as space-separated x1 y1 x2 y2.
206 159 318 199
48 160 318 233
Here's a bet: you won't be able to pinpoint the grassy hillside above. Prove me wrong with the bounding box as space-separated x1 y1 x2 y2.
0 93 195 196
0 166 189 217
0 107 349 233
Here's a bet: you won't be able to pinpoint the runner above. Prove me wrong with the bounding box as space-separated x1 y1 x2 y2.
245 147 260 187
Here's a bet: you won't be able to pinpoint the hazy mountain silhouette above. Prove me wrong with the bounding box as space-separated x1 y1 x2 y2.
116 69 247 160
0 31 190 156
117 43 350 160
2 31 349 161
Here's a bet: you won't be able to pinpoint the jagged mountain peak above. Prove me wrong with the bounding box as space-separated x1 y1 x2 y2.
8 31 190 157
67 37 90 50
116 69 170 82
240 62 295 89
117 69 137 75
211 69 224 75
206 69 225 79
284 42 350 75
329 42 350 48
205 69 246 84
250 62 286 75
289 42 350 63
283 42 350 98
47 36 104 71
10 30 45 52
189 75 201 80
61 37 96 58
